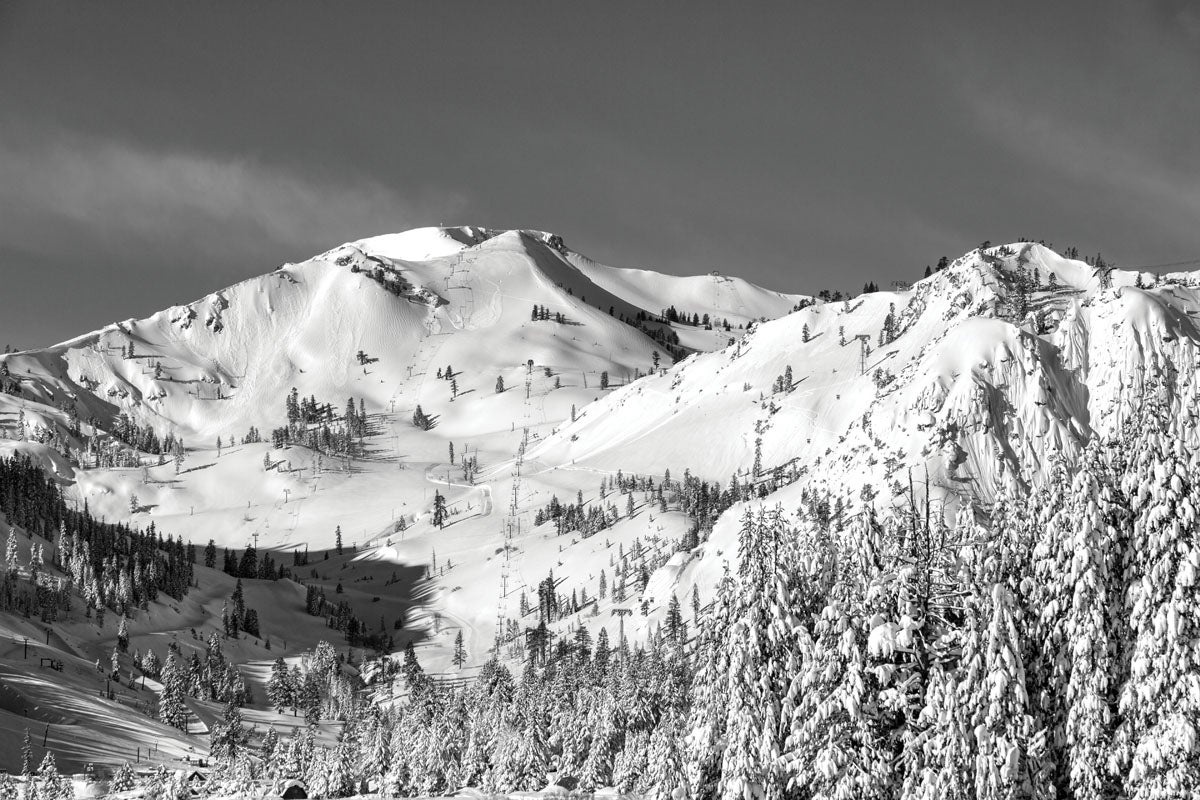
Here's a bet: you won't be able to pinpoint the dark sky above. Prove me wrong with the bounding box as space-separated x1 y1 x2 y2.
1 2 1198 348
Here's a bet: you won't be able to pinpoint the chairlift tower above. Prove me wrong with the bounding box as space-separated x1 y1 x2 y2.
495 425 530 651
855 334 871 375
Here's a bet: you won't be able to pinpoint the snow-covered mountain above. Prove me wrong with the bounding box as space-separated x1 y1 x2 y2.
3 234 1194 653
3 229 1198 782
4 226 799 452
0 227 807 751
532 241 1173 495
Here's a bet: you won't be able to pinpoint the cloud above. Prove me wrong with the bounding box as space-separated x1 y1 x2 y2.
0 125 467 271
953 82 1200 252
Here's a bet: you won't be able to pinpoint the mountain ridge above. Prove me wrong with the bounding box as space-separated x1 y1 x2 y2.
3 230 1200 780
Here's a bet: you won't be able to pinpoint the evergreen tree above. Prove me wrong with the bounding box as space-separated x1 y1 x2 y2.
903 664 975 799
37 752 68 800
1055 446 1126 800
117 616 130 651
216 751 256 798
5 528 19 579
261 726 280 763
210 701 247 768
21 729 33 776
433 492 447 529
664 592 685 648
1115 415 1200 796
453 630 467 668
158 651 189 731
579 710 616 792
783 520 884 798
613 729 650 794
267 656 293 712
717 510 794 800
238 544 257 578
110 764 136 793
644 715 688 800
964 583 1047 799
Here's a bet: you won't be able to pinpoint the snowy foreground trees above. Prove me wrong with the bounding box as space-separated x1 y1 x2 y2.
685 396 1199 800
186 397 1198 799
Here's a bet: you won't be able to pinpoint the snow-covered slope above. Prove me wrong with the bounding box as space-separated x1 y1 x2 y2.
2 234 1195 710
531 243 1194 604
532 244 1176 489
3 228 794 448
0 227 807 680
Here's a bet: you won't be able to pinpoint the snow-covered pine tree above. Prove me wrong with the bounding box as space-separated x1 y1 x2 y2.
964 582 1050 799
216 753 258 800
490 702 549 792
21 729 33 775
461 659 511 788
305 746 331 799
276 730 305 782
360 715 390 793
210 701 247 769
110 763 136 793
5 528 19 579
261 726 280 768
267 656 292 711
161 768 188 800
433 491 447 528
140 765 167 800
863 504 950 794
1025 450 1077 791
643 714 688 800
717 508 795 800
685 563 734 798
327 739 356 798
453 630 466 668
782 509 889 798
902 663 974 799
664 593 685 650
1114 403 1200 797
1059 444 1126 800
37 753 69 800
612 729 650 795
158 651 188 730
578 699 616 792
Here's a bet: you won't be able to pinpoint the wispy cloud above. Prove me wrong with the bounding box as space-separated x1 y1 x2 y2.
963 92 1200 244
941 2 1200 257
0 126 466 270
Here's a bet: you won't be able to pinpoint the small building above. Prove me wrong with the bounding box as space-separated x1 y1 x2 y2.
185 771 207 797
280 780 308 800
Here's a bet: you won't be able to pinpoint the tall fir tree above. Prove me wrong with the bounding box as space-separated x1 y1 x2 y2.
158 651 189 731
